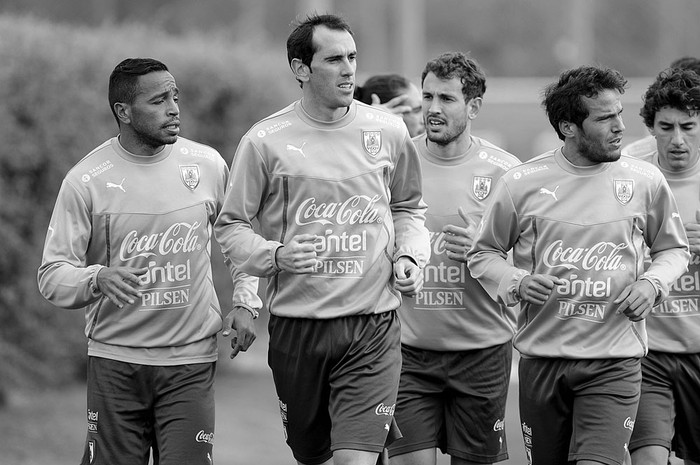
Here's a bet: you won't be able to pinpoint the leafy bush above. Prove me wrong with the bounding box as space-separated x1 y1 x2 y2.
0 14 297 393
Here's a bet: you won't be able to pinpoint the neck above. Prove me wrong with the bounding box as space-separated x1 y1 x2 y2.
426 133 473 160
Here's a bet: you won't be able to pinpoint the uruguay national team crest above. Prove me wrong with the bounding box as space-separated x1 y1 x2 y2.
473 176 492 200
362 130 382 157
614 179 634 205
180 164 200 190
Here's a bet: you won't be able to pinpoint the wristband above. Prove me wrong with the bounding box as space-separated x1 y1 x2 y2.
235 305 259 320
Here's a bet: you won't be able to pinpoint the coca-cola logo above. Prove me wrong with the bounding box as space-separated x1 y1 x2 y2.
195 430 214 444
493 419 505 431
295 195 383 226
119 222 202 262
623 417 634 431
375 403 395 416
542 240 628 272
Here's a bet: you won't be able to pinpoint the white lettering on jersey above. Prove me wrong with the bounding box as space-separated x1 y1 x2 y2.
119 222 202 261
542 240 628 272
295 195 383 226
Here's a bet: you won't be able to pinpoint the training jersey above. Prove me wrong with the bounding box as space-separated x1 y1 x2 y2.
468 148 689 359
214 100 430 319
635 151 700 353
38 137 261 365
398 134 520 351
621 134 656 159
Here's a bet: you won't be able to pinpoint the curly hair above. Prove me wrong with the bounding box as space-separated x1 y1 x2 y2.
420 51 486 102
542 66 628 141
640 68 700 128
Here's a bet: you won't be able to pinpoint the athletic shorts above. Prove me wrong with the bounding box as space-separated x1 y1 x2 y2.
629 351 700 463
388 341 512 463
518 357 641 465
80 357 215 465
267 311 402 465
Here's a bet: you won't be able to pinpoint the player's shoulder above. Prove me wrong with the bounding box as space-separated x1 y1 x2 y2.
472 136 521 171
502 148 558 183
621 135 655 158
173 136 226 167
615 154 665 183
244 102 297 141
64 138 116 181
354 100 407 133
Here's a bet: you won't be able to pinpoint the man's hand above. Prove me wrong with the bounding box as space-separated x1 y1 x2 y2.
683 209 700 256
95 266 148 308
276 234 319 274
614 279 657 322
394 256 424 297
519 274 563 305
443 207 478 262
370 93 412 115
222 307 257 359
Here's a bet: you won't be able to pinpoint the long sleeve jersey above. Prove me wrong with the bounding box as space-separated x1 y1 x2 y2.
468 148 689 359
398 134 520 351
214 100 430 319
636 151 700 353
38 137 261 365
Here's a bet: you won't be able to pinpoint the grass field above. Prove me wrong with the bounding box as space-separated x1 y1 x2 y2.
0 336 682 465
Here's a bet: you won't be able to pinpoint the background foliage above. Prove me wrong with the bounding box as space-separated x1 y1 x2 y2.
0 14 296 394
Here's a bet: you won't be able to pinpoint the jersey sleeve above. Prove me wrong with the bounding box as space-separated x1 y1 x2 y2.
214 153 263 310
642 176 690 302
214 136 282 278
37 179 102 309
390 135 430 267
467 178 527 306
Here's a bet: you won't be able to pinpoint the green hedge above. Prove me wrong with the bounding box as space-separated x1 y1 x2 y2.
0 14 297 392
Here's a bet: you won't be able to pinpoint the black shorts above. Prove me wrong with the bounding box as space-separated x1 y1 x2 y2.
267 311 402 465
81 357 215 465
388 341 512 463
518 357 641 465
630 350 700 462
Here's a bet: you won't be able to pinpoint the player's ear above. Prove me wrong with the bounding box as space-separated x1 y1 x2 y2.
467 97 483 120
559 120 576 138
291 58 310 84
114 102 131 125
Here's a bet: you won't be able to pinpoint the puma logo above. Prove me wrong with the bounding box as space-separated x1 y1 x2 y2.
672 212 681 219
286 142 307 158
539 185 559 201
106 178 126 193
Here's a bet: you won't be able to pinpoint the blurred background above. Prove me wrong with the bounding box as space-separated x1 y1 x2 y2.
0 0 697 463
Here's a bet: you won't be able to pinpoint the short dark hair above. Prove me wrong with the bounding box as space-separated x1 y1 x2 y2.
354 74 411 104
542 66 628 141
286 13 353 87
421 52 486 102
108 58 169 124
640 68 700 128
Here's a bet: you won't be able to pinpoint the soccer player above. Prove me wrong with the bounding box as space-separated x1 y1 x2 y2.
355 74 425 137
213 13 430 465
388 52 520 465
628 67 700 465
37 58 261 465
467 65 689 465
622 56 700 159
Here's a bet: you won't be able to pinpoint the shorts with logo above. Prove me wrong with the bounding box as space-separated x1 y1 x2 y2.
267 311 402 465
519 357 641 465
80 356 215 465
387 341 512 463
629 350 700 462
